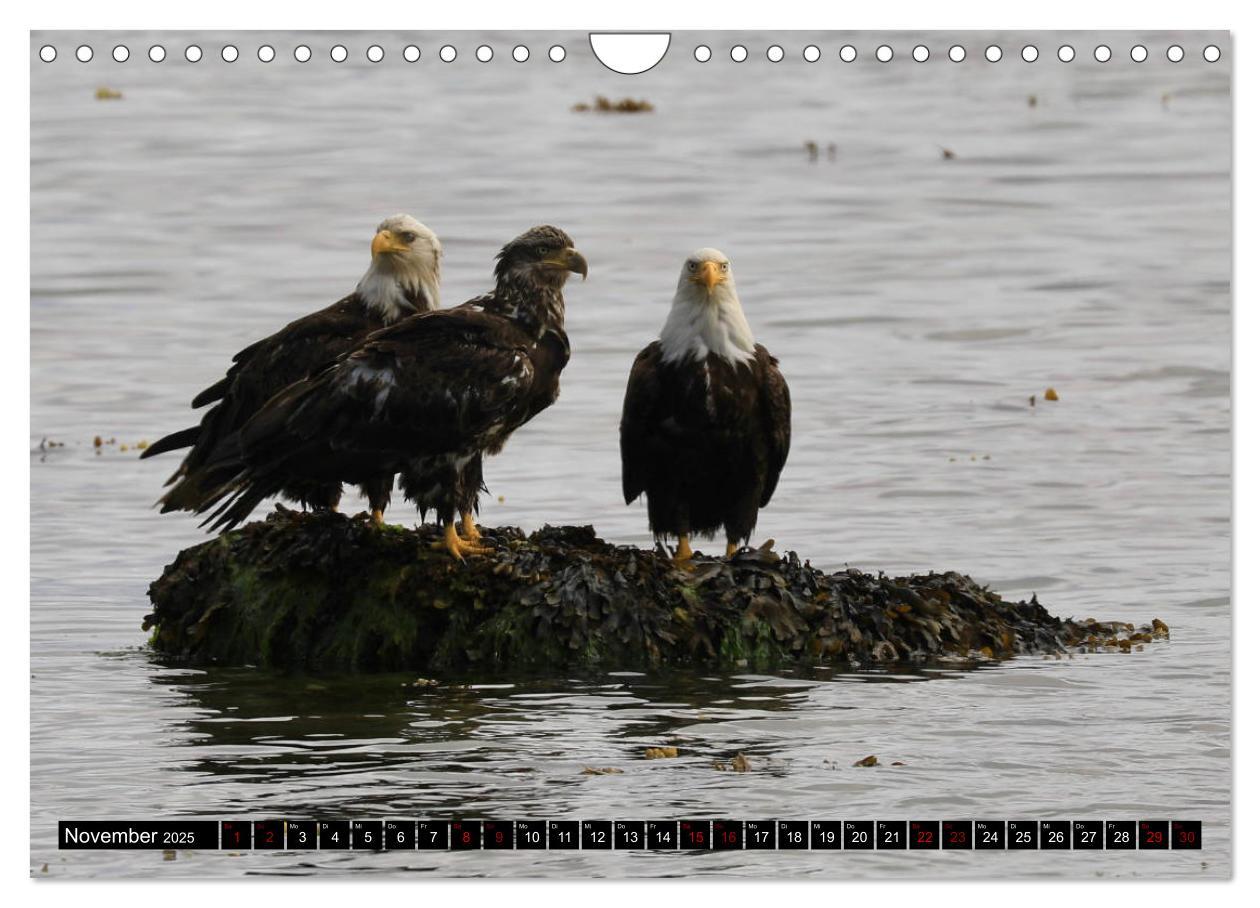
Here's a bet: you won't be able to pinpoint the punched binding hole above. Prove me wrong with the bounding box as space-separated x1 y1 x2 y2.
1167 44 1184 62
330 45 348 63
875 44 893 62
221 45 238 63
913 45 929 62
1058 45 1075 62
1130 45 1147 62
588 33 667 74
403 45 421 62
949 45 965 62
76 45 93 63
1021 45 1038 62
476 45 493 62
185 45 202 62
731 45 748 62
295 45 312 63
694 45 711 63
512 45 529 62
1203 45 1221 62
112 45 129 63
803 45 821 63
1094 45 1111 62
39 45 57 62
257 45 275 63
985 45 1002 62
549 45 566 62
367 45 385 63
149 45 166 63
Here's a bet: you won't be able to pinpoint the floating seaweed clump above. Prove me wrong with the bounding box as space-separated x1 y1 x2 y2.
145 509 1166 672
573 95 654 113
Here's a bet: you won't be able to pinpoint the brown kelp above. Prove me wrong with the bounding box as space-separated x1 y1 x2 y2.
145 509 1166 672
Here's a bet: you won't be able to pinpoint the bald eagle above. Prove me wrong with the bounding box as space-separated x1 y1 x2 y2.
620 248 791 563
142 214 442 525
193 226 588 560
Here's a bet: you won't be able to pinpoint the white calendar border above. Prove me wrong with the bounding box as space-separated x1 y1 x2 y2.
4 1 1253 906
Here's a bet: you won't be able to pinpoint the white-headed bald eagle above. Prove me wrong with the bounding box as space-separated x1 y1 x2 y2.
189 225 588 560
620 248 791 563
142 214 442 525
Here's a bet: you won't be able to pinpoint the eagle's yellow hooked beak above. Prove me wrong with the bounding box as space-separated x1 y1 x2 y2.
543 247 589 280
690 260 723 291
371 229 410 257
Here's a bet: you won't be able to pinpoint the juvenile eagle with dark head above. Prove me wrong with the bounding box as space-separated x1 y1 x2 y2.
142 214 442 524
194 225 588 560
620 248 791 563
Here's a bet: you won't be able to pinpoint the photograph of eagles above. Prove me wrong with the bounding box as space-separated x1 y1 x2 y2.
620 248 792 564
181 225 588 561
141 214 443 525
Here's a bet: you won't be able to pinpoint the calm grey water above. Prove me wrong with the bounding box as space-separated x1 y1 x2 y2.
30 30 1231 879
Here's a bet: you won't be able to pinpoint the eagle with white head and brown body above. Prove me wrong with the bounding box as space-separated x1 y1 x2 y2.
142 214 442 525
193 225 588 561
620 248 791 563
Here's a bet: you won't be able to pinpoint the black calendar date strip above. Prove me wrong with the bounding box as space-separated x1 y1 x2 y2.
58 820 1201 850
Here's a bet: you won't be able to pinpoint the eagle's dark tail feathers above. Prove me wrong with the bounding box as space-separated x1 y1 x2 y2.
156 434 247 515
139 426 199 460
190 376 231 409
194 380 326 533
199 479 275 534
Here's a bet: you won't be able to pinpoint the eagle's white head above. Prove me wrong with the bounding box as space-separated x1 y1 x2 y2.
658 247 756 365
356 214 442 322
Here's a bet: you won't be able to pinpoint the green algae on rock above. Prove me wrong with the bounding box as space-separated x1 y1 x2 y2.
144 509 1164 672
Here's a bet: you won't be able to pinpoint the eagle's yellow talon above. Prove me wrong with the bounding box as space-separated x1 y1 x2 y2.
371 508 385 527
460 511 482 542
432 521 492 560
725 542 738 558
672 534 695 567
431 538 462 561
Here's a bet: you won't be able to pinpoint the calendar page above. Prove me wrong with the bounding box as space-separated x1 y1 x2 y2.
29 29 1231 880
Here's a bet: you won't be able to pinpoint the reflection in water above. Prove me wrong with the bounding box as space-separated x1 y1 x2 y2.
152 663 967 816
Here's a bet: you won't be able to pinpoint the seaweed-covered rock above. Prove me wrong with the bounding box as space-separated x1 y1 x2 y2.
144 509 1166 672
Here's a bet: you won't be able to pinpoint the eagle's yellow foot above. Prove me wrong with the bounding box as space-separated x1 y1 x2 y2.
431 521 493 560
371 508 385 527
725 542 739 558
672 534 695 568
460 511 482 543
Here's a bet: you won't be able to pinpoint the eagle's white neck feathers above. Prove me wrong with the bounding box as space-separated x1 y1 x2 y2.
355 215 442 324
356 261 440 323
658 248 756 365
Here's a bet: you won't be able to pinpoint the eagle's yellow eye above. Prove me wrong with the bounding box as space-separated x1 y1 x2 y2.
720 262 729 271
